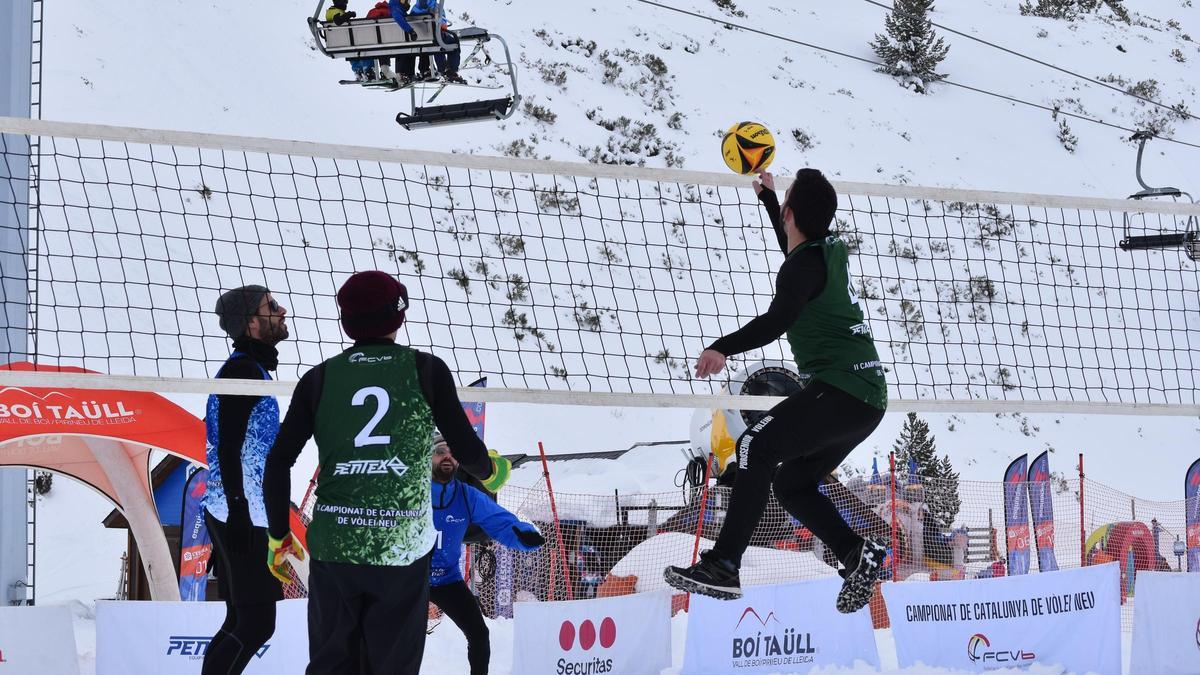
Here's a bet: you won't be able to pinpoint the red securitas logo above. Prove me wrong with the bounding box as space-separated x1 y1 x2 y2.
0 387 136 426
556 617 616 674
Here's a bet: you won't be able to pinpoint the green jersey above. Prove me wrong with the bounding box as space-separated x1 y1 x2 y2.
786 236 888 410
308 343 436 566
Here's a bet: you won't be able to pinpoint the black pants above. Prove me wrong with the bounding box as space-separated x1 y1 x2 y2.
712 381 885 567
430 581 490 675
202 511 283 675
306 555 431 675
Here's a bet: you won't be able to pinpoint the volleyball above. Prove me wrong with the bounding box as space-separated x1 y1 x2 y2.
721 121 776 175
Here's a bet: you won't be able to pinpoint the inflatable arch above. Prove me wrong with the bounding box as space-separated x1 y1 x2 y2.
1085 521 1165 598
0 362 206 601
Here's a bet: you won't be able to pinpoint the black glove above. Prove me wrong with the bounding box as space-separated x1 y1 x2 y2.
405 29 419 41
223 496 253 555
513 526 545 549
346 10 357 18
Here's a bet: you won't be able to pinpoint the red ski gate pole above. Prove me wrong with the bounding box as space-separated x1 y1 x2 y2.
538 441 574 601
684 454 716 613
1078 453 1086 567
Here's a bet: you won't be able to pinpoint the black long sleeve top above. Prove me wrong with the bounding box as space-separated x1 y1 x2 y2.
708 189 828 357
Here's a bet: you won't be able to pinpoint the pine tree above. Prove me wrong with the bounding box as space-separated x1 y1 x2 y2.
892 412 961 528
869 0 950 94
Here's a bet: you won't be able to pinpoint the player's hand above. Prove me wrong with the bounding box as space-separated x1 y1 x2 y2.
694 349 727 379
480 450 511 493
266 532 305 584
512 525 546 549
752 171 775 195
405 29 419 41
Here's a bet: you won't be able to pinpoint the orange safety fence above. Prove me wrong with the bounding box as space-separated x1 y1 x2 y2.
283 462 1191 633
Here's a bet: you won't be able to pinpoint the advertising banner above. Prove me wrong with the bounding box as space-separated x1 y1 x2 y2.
1187 458 1200 572
96 599 308 674
178 466 211 601
682 577 878 674
512 591 671 675
1130 571 1200 674
1026 451 1059 572
1003 454 1030 575
464 377 487 440
0 605 80 675
883 562 1121 673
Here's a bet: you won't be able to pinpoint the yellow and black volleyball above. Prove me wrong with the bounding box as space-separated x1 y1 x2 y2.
721 121 776 175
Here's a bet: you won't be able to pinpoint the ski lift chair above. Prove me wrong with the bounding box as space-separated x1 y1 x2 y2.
308 0 520 129
1119 131 1199 261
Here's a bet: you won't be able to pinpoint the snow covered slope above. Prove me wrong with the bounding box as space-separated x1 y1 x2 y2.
26 0 1200 607
42 0 1199 197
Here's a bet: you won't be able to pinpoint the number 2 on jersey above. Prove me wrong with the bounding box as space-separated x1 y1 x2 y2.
352 386 391 447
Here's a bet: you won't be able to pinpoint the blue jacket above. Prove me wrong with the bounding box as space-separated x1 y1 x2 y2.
389 0 438 31
202 351 278 527
431 478 541 587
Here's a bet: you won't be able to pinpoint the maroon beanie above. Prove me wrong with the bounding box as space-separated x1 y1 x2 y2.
336 271 408 339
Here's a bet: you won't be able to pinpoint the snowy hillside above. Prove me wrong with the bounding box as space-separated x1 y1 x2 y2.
23 0 1200 610
42 0 1199 196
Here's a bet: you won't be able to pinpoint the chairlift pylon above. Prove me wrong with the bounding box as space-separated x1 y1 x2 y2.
1119 131 1198 260
308 0 520 129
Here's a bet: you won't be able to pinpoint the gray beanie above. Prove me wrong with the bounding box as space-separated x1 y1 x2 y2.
215 285 270 338
431 431 446 450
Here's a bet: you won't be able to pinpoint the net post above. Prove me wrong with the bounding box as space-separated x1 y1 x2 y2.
683 454 715 613
538 441 573 601
0 0 34 608
889 452 899 581
1078 453 1086 567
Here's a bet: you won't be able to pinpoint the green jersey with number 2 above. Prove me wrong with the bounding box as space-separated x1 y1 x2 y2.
308 343 436 566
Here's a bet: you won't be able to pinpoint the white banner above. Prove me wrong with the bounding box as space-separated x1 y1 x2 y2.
883 562 1120 673
1131 571 1200 675
96 598 308 674
682 577 878 674
0 605 80 675
512 590 671 675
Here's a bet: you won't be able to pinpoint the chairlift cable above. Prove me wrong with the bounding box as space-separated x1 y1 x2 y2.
632 0 1200 151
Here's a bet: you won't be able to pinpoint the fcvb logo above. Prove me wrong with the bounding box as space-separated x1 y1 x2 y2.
967 633 1035 664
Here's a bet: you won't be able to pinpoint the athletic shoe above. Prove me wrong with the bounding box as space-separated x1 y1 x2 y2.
836 538 887 614
663 550 741 600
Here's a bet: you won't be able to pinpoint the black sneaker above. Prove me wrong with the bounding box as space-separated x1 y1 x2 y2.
664 550 741 600
836 538 887 614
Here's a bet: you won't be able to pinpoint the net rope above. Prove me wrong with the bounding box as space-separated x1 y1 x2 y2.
2 119 1199 412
